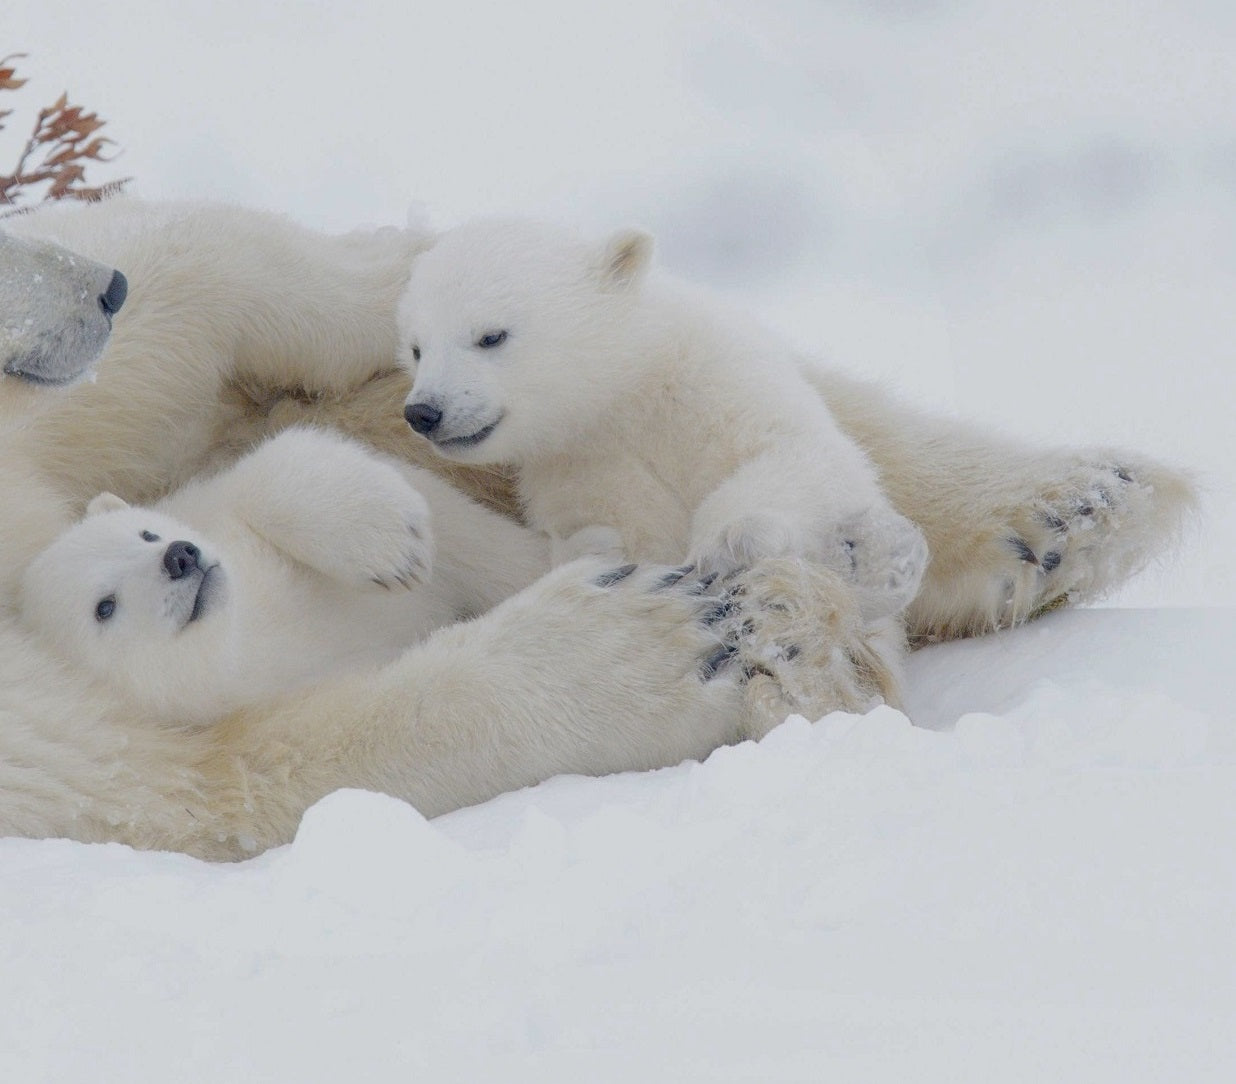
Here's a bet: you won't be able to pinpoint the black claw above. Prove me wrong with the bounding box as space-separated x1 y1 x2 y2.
784 644 801 661
593 563 638 588
1076 504 1095 518
1114 467 1133 483
686 573 719 595
1009 538 1039 565
740 662 773 685
655 564 696 589
699 644 737 681
700 599 739 626
1040 512 1068 533
1041 551 1062 573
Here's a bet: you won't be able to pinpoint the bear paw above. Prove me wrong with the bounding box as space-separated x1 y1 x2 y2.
821 507 929 622
908 455 1197 641
341 482 435 591
235 428 437 589
689 511 805 579
706 558 906 740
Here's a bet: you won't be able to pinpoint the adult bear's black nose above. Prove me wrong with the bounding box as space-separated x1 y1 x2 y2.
405 401 443 435
163 540 201 579
99 270 128 317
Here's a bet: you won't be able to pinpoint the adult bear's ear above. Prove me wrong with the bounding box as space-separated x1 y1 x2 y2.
86 492 129 517
596 228 654 289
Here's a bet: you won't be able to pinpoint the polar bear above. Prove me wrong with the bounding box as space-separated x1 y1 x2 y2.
0 197 1196 858
398 219 929 624
18 425 552 725
398 217 1196 644
0 227 128 426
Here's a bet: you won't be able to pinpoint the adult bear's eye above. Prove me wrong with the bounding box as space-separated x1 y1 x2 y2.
477 330 508 349
141 530 160 542
411 345 421 361
95 595 117 622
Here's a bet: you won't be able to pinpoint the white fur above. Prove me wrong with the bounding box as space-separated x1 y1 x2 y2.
0 197 1196 858
400 217 1197 643
18 426 552 725
399 218 929 629
0 198 890 857
0 227 125 425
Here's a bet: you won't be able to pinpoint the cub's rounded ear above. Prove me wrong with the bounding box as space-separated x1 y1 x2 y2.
86 492 129 517
596 228 654 289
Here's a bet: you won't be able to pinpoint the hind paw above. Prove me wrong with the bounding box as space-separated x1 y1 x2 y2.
909 454 1196 641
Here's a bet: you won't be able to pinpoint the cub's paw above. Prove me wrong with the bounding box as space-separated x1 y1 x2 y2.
910 454 1197 641
344 480 435 590
689 511 806 579
274 466 435 589
820 508 929 621
707 559 906 740
235 427 436 588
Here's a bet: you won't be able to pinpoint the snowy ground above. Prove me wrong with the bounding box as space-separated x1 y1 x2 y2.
2 608 1233 1082
3 3 1234 1081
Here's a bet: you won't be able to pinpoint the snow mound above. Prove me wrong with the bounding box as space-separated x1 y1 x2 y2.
1 608 1233 1082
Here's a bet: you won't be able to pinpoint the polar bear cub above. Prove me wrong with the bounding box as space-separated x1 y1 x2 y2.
399 217 928 623
19 425 551 726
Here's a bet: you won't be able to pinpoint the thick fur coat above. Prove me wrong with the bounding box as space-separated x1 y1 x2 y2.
0 198 1196 857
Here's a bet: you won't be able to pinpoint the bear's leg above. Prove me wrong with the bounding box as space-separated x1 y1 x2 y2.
809 366 1199 641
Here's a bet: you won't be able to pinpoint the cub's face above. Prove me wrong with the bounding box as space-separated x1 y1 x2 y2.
398 218 653 464
19 496 232 719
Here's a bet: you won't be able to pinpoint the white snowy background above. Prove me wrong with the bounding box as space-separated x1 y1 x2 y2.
3 2 1234 1080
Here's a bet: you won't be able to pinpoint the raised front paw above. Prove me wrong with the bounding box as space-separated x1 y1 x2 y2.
249 433 436 588
340 477 435 590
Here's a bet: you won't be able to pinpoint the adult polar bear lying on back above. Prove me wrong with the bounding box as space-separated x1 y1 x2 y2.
0 198 877 858
0 197 1195 858
19 426 551 726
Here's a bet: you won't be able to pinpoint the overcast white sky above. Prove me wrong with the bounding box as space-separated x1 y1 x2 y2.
6 0 1234 604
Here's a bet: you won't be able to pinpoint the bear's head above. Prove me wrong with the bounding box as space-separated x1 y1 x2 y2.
0 230 127 390
398 217 654 464
18 493 236 726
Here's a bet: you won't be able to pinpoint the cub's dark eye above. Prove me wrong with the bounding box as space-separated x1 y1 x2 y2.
95 595 117 622
411 346 421 361
141 530 160 543
476 330 508 349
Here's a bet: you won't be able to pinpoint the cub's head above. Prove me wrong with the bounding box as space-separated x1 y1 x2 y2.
398 218 654 464
19 494 234 724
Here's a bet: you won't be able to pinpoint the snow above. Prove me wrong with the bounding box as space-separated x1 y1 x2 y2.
3 3 1235 1080
2 610 1234 1081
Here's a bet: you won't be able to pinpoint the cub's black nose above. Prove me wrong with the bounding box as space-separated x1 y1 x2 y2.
163 540 201 579
99 270 128 317
405 401 443 435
